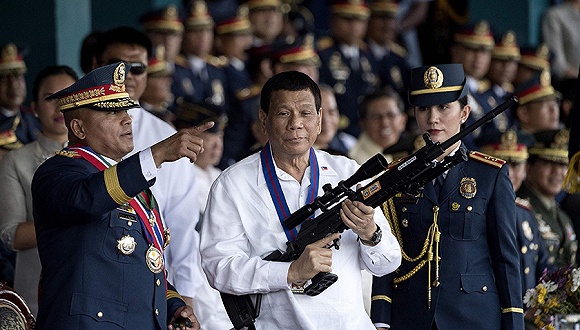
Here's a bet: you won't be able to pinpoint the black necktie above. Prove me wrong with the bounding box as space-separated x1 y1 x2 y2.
434 174 445 199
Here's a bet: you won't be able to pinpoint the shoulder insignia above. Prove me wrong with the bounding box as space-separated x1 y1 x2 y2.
389 43 408 58
205 55 229 67
56 149 81 158
316 36 334 51
515 197 532 210
469 151 506 168
477 79 491 93
236 84 262 100
174 55 189 67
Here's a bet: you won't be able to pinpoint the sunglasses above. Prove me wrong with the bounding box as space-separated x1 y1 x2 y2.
106 59 148 75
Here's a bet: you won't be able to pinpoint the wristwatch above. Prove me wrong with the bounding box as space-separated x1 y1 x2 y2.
359 225 382 246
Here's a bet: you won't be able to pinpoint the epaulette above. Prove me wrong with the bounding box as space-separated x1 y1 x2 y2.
469 151 506 168
174 55 189 67
389 43 408 58
316 36 334 51
515 197 533 210
235 84 262 101
55 149 81 158
477 79 492 93
205 55 229 68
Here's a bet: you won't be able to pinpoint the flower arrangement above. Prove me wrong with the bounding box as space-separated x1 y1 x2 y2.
524 266 580 329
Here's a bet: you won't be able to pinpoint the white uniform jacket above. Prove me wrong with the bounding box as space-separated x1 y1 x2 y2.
127 108 202 297
200 149 401 330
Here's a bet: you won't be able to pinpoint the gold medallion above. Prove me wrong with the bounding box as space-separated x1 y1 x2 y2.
423 66 443 89
459 177 477 199
117 235 137 255
146 245 164 274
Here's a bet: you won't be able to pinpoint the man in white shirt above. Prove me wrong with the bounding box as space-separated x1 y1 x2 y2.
200 71 401 329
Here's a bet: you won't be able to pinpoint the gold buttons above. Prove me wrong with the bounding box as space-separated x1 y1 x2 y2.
155 308 159 316
156 279 161 286
401 207 407 213
402 219 409 227
451 202 460 211
521 246 528 254
524 267 530 274
432 206 439 212
97 311 103 318
482 286 488 292
466 206 473 212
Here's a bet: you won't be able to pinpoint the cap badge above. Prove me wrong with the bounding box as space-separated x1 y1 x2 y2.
193 1 208 15
423 66 443 89
238 4 249 18
459 177 477 199
540 70 551 87
110 63 127 93
553 129 569 149
117 235 137 255
503 31 516 46
1 43 17 61
164 5 178 19
474 21 489 35
501 129 518 149
538 43 550 58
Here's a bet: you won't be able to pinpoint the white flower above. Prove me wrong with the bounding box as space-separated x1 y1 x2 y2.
524 288 537 307
572 268 580 292
543 280 558 293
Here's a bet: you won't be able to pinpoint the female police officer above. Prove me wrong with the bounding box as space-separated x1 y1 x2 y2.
370 64 524 329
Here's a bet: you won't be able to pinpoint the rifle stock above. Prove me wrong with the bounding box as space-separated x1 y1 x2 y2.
220 96 518 329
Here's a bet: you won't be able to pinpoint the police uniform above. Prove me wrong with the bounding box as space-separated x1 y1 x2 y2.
32 63 186 329
318 0 380 137
366 0 410 104
516 129 577 267
479 129 552 293
477 31 522 139
0 43 40 147
216 6 257 168
171 1 229 116
371 64 524 330
452 21 496 151
141 45 176 124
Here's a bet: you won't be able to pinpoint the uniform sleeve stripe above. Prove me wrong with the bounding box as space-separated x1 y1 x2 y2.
166 289 183 300
104 166 131 205
501 307 523 314
371 295 392 303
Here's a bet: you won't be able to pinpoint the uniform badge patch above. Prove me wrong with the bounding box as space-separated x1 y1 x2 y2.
459 177 477 199
117 235 136 255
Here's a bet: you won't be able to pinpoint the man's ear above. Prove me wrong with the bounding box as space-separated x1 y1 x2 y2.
69 118 86 140
516 105 529 126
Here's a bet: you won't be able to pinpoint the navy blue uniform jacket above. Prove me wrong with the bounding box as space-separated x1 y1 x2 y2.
32 151 185 329
371 149 524 329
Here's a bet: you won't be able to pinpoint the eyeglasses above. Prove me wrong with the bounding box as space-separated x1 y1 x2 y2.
106 59 148 75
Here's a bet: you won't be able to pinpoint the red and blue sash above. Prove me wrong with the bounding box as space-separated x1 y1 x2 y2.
65 144 166 254
260 142 320 241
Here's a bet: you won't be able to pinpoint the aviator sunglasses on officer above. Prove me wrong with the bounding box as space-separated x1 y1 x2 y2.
106 59 148 75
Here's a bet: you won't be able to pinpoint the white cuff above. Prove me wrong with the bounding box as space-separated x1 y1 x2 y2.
139 148 158 181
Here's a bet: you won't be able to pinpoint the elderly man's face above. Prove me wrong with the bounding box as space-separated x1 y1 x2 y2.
362 96 407 149
99 43 148 101
525 159 568 199
0 73 26 110
72 109 134 161
260 89 321 160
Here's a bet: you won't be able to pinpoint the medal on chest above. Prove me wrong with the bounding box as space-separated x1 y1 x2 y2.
146 245 164 274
